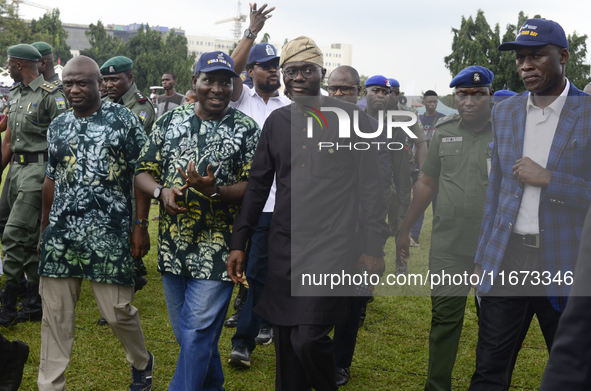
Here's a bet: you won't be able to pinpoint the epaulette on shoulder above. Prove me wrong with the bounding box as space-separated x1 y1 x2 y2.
52 79 63 88
436 114 461 126
9 82 20 91
134 91 149 103
40 82 59 93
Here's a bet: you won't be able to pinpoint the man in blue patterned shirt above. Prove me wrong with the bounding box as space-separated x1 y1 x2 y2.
135 51 260 390
37 56 154 391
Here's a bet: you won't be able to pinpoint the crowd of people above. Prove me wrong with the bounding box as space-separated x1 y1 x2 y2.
0 4 590 391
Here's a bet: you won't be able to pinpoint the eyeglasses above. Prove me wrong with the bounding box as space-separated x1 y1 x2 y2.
282 66 320 80
326 85 359 94
255 61 279 71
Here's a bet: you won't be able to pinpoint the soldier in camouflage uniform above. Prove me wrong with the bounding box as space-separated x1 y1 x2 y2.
101 56 155 135
0 44 68 327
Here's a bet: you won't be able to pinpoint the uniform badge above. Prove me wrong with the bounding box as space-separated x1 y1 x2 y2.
55 97 66 109
265 45 275 55
472 72 482 84
109 65 116 74
139 111 147 121
9 99 17 105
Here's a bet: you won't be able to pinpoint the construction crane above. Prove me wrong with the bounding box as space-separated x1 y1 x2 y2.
215 1 247 41
11 0 53 17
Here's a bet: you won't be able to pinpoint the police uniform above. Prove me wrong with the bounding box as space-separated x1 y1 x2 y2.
419 66 494 391
0 44 67 326
100 57 155 135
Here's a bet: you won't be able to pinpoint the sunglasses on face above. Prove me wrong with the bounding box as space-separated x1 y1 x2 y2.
282 66 320 80
255 61 279 71
326 85 358 94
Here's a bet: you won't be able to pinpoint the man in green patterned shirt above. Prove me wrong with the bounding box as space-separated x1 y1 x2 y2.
37 56 154 391
135 51 260 390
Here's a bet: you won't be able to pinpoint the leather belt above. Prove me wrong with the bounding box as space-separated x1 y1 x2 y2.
13 152 48 165
511 232 540 248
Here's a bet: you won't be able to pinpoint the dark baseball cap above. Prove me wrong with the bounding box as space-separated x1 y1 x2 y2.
194 51 239 77
248 43 279 64
498 18 568 51
450 65 494 88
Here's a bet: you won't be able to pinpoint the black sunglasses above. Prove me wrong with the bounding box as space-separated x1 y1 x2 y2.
326 85 359 94
254 61 279 71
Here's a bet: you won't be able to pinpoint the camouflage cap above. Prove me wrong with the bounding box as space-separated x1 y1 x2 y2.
7 44 42 61
31 42 53 56
100 56 133 75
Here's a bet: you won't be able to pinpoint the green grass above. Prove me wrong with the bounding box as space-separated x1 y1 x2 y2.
0 180 550 390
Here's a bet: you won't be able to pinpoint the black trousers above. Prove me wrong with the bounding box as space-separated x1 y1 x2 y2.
469 235 562 391
273 324 337 391
333 296 367 368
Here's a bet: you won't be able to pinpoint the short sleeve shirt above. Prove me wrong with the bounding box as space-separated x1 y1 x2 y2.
39 102 148 286
7 75 67 153
136 104 261 281
422 115 492 256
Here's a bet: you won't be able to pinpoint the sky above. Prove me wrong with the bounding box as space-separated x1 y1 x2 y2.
19 0 591 96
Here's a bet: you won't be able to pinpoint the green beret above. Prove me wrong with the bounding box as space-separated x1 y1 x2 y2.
31 42 53 56
7 44 42 61
100 56 133 75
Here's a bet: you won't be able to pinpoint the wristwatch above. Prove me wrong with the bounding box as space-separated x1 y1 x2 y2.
244 28 257 39
209 185 221 199
135 219 149 229
153 186 165 200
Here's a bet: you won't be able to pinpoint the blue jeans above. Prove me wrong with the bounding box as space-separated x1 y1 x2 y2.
162 273 233 391
410 192 437 240
231 212 272 352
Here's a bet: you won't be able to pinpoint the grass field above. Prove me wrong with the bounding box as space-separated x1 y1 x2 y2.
0 177 550 390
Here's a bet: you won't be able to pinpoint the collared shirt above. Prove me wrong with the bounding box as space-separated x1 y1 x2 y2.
104 82 155 135
136 104 260 281
39 101 148 286
230 84 290 212
514 80 570 235
422 114 493 256
7 74 67 154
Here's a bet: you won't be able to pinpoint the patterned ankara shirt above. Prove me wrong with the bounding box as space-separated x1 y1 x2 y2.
136 104 260 281
39 102 148 286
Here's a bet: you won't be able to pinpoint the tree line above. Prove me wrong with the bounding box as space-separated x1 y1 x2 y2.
444 10 591 92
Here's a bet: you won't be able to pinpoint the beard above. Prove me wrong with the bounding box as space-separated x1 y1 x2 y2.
258 78 281 93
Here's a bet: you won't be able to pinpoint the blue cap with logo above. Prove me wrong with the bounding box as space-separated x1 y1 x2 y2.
498 18 568 51
387 78 400 88
248 43 279 64
493 90 517 102
449 65 494 88
194 51 239 77
366 75 391 89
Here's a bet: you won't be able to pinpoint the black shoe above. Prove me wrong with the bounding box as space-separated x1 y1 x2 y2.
228 345 251 369
225 284 248 328
0 340 29 391
0 285 19 328
97 317 109 326
130 351 154 391
254 325 274 345
134 276 148 293
16 282 42 323
0 276 26 302
335 367 350 387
